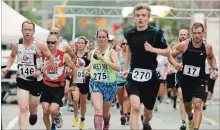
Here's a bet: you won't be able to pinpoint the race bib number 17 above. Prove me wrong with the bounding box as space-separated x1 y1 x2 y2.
183 65 200 77
132 68 152 82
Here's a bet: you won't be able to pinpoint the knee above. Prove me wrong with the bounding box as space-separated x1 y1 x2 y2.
20 106 28 113
80 101 86 107
131 103 141 113
123 96 129 101
193 100 202 111
43 108 50 115
49 107 58 115
93 104 102 115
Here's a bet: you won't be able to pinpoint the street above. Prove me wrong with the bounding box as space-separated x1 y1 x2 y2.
2 101 219 130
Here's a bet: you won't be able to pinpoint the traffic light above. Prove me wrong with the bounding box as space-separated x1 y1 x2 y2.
55 7 66 29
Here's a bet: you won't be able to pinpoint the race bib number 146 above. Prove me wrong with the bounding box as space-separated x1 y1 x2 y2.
132 68 152 82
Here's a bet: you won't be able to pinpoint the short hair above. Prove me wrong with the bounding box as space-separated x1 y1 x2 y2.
96 28 109 39
191 22 204 32
133 3 151 18
22 20 35 30
77 36 88 44
89 40 95 44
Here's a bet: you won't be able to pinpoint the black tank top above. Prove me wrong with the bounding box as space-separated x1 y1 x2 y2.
182 39 207 78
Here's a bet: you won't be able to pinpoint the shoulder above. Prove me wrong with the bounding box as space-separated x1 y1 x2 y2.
148 24 160 33
176 39 189 51
124 27 136 38
204 43 212 50
36 41 46 48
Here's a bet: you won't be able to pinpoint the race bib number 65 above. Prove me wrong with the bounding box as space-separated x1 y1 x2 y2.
132 68 152 82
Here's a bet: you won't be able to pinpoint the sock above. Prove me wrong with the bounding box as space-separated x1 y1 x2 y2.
94 114 102 129
194 128 198 130
157 96 161 101
168 92 171 99
182 120 186 124
173 95 177 104
81 117 85 121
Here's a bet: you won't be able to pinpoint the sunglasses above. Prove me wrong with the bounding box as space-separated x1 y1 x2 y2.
122 43 128 45
50 32 58 35
47 41 57 44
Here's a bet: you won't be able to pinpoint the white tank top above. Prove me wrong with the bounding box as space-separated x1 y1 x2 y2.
17 39 43 81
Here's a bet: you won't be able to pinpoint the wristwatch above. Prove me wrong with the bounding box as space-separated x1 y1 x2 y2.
71 82 77 86
213 68 218 71
38 68 44 73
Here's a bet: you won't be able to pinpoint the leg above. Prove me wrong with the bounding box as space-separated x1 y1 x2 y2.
123 87 131 125
50 103 62 128
91 92 103 130
129 95 141 130
17 87 29 130
29 94 40 125
42 102 51 130
193 98 203 129
80 94 88 118
71 87 80 118
117 87 124 114
143 108 153 125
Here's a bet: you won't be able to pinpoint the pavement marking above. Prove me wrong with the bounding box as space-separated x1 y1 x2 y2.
177 105 218 126
5 116 18 130
202 116 218 126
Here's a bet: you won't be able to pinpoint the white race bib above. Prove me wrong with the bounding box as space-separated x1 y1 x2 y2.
183 65 200 77
76 69 85 83
132 68 152 82
18 65 35 77
94 72 107 82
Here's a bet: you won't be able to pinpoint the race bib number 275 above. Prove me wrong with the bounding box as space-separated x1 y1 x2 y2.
132 68 152 82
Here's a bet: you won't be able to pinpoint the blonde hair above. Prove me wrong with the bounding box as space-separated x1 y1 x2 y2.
133 3 151 18
22 20 35 30
96 28 109 39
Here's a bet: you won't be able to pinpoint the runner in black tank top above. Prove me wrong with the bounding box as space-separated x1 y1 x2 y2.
169 23 218 130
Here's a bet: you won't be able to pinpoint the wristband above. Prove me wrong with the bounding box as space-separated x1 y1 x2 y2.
71 82 77 86
38 68 44 73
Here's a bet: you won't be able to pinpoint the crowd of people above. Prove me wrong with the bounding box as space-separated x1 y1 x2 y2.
2 3 218 130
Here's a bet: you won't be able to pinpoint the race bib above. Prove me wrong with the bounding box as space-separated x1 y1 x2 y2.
76 69 85 83
183 65 200 77
94 72 107 82
17 53 35 65
132 68 152 82
18 65 35 77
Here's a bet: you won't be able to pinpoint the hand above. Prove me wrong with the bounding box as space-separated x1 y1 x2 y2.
95 51 104 61
174 63 182 71
144 41 154 53
167 69 173 75
1 67 9 78
64 86 70 96
121 69 128 79
32 70 42 78
83 68 90 77
211 69 218 80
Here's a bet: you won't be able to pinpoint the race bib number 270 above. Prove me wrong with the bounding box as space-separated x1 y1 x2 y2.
132 68 152 82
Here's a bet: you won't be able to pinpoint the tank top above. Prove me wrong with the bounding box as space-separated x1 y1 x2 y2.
116 51 127 84
75 52 90 84
17 38 43 81
182 39 207 78
90 47 116 83
43 49 65 87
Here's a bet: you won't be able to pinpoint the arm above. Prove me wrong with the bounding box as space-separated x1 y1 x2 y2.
64 53 76 70
64 44 76 62
100 49 121 71
206 44 217 69
6 42 18 69
168 41 187 69
38 42 54 72
151 47 170 57
124 46 131 71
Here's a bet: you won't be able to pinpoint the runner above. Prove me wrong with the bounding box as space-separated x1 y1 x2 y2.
1 20 54 130
168 23 218 130
174 29 190 130
71 36 90 130
40 34 75 130
155 54 168 112
116 39 131 125
85 28 121 130
122 3 170 130
88 40 96 51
